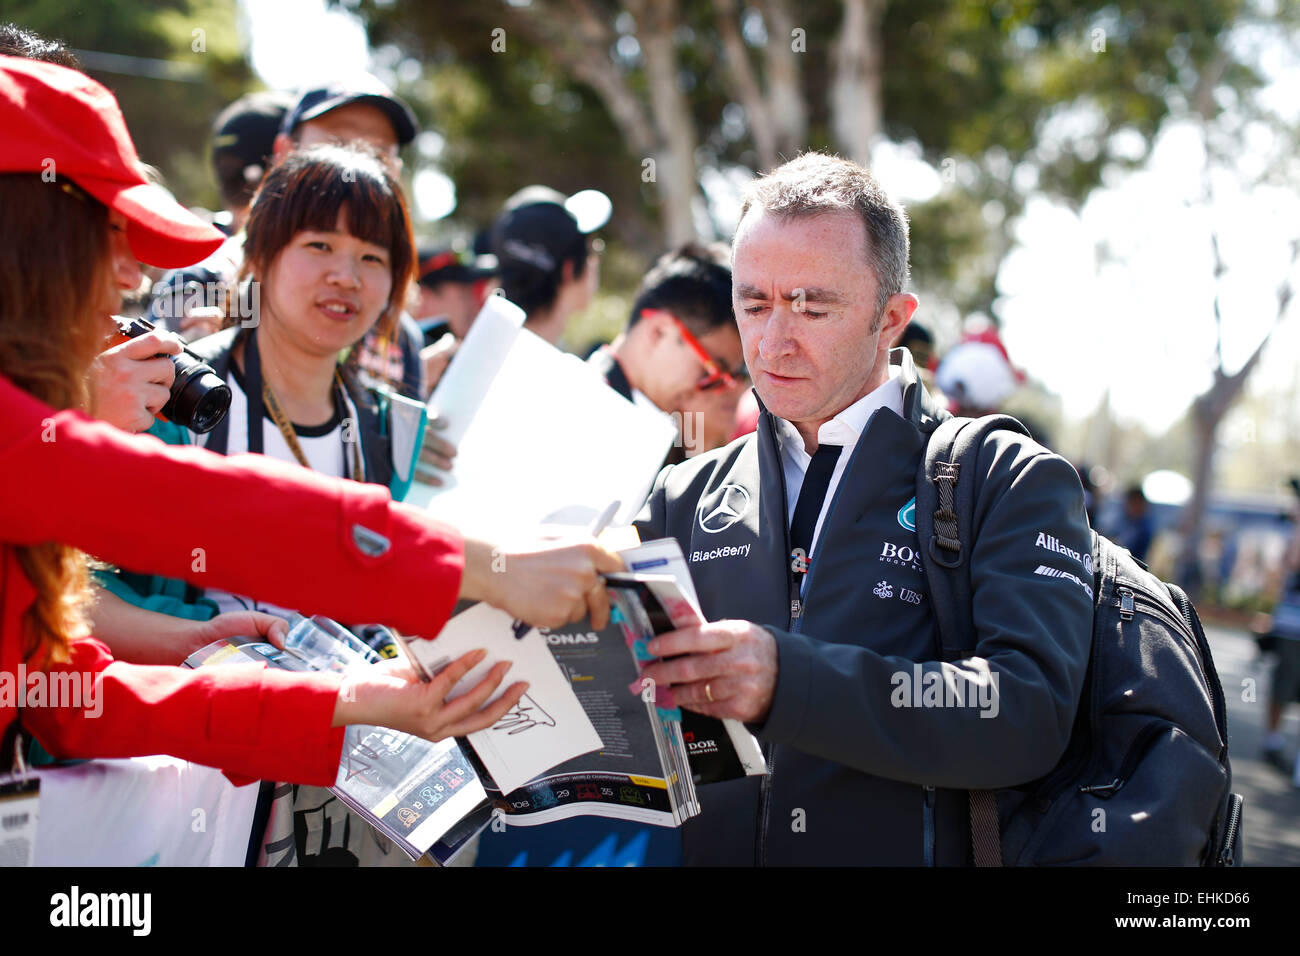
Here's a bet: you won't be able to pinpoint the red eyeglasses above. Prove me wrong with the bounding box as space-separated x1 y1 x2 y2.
643 309 747 391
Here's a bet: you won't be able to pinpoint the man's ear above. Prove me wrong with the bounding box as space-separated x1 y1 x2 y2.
877 292 919 345
271 133 293 167
642 309 672 344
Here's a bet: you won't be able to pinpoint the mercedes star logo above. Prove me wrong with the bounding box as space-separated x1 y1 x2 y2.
698 484 752 533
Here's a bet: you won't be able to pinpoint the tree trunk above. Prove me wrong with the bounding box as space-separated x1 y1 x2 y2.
713 0 779 171
634 0 700 245
1180 400 1218 596
762 0 806 157
518 0 698 247
1178 332 1278 595
829 0 885 166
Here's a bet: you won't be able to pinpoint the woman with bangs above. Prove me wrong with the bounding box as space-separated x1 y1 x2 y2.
104 144 433 622
101 144 456 864
180 143 424 498
0 58 624 864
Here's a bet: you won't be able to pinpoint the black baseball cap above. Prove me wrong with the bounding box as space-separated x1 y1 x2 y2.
491 185 612 275
281 74 418 146
417 240 498 287
211 90 294 203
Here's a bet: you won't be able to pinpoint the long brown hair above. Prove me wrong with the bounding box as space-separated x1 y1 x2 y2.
241 143 416 380
0 174 112 663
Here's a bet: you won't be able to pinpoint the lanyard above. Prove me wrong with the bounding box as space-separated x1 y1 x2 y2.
244 328 364 482
0 705 26 778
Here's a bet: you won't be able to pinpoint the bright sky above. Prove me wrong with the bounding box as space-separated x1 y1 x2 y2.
240 0 1300 434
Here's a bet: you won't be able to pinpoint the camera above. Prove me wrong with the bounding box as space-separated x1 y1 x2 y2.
112 317 231 433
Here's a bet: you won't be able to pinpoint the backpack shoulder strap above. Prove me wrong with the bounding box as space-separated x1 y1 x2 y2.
914 412 1032 868
915 413 1031 658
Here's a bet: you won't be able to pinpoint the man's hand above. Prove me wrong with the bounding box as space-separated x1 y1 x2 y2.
333 648 528 741
415 416 456 487
634 620 778 724
420 333 457 400
461 537 625 631
89 329 181 432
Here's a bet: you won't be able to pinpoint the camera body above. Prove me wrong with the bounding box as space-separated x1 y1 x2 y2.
113 317 231 434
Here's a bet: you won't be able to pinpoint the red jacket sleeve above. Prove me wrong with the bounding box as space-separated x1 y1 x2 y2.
20 637 347 786
0 373 463 637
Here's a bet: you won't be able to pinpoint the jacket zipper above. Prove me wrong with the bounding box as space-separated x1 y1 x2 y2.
760 558 809 866
754 415 792 867
922 784 936 865
1217 793 1242 866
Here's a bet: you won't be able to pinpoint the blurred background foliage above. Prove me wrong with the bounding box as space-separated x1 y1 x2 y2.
0 0 254 208
3 0 1299 598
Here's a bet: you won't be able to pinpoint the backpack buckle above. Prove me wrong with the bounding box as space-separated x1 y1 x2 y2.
929 535 962 568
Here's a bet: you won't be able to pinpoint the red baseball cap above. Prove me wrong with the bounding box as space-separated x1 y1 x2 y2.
0 55 224 269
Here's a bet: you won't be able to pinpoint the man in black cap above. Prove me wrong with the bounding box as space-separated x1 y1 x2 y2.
413 241 498 345
267 75 426 399
273 72 418 176
491 185 611 345
147 90 294 341
212 90 295 236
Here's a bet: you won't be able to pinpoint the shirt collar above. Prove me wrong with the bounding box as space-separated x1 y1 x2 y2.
774 365 904 461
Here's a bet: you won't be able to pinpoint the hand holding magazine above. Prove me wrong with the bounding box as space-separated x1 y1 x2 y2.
410 538 765 830
184 539 766 856
183 616 498 864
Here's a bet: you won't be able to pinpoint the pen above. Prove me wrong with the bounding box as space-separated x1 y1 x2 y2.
388 627 433 683
511 499 621 640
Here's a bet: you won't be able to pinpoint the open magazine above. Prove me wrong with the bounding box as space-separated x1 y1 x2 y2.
182 616 489 865
409 538 766 829
184 539 767 853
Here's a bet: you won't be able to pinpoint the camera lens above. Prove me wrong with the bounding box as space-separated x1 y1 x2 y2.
163 351 231 433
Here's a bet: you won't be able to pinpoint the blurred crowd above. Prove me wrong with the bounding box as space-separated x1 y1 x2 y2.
2 17 1297 873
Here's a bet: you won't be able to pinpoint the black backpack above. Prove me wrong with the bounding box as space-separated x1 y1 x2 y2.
915 415 1244 866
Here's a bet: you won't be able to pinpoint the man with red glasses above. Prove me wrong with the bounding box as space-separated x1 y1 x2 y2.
588 242 747 460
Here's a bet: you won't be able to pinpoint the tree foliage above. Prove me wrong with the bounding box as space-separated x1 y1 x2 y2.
1 0 254 208
351 0 1266 326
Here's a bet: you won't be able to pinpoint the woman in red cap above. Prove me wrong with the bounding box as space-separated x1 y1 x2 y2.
0 56 622 785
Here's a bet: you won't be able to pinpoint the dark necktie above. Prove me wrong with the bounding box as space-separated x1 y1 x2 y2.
789 443 843 597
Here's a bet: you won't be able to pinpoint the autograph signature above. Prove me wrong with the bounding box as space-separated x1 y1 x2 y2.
492 694 558 735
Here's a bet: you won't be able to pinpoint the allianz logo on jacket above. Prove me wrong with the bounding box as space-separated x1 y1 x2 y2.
1034 530 1094 575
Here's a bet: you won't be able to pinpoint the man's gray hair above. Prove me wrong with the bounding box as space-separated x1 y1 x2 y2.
737 152 910 316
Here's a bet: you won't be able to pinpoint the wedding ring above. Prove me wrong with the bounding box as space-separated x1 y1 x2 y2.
705 682 714 703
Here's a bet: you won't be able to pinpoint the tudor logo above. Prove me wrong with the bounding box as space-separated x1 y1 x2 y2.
697 484 752 533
